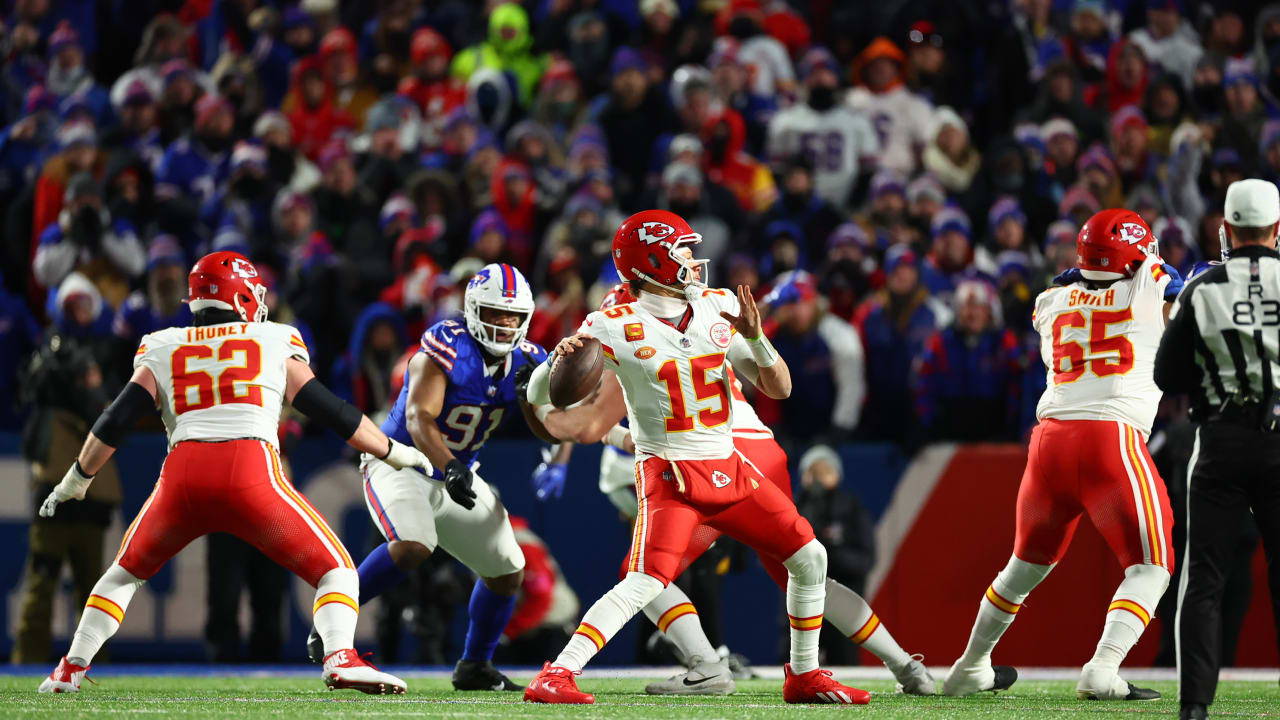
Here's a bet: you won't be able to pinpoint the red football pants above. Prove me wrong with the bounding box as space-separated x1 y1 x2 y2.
115 439 355 586
1015 419 1173 571
623 442 813 586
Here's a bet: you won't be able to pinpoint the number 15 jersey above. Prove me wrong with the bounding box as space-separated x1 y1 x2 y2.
134 321 310 450
577 289 757 461
1033 255 1172 436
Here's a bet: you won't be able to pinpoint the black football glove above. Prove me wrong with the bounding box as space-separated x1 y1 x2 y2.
513 358 536 401
443 459 477 510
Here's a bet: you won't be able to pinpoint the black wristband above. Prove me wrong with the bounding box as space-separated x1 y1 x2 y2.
91 382 155 448
73 459 94 479
381 436 392 459
291 378 364 439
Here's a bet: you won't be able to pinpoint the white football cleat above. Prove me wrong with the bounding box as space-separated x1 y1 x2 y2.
645 657 736 695
322 649 406 695
943 658 1018 696
894 654 937 695
1076 662 1160 700
38 656 89 693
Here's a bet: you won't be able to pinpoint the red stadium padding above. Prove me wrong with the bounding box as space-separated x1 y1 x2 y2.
868 444 1279 668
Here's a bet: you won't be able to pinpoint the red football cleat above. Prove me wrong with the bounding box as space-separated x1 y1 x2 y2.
782 663 871 704
38 656 90 693
322 648 406 694
523 662 594 704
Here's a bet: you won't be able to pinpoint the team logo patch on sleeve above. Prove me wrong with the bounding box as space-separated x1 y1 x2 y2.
624 323 645 342
709 322 732 348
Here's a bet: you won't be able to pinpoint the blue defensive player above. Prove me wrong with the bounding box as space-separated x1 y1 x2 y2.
307 263 559 691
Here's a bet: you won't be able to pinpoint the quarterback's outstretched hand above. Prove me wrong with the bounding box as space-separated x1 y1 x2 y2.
444 459 477 509
39 462 95 518
720 284 763 339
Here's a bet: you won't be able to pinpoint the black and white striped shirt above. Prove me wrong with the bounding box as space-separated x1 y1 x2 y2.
1155 245 1280 416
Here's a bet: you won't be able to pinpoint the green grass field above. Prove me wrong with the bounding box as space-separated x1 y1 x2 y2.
1 672 1277 719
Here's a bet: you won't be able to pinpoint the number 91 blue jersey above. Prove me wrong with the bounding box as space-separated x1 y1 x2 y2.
382 318 548 479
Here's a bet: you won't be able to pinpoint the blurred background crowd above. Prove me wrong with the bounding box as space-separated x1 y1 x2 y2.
1 0 1275 667
4 0 1272 451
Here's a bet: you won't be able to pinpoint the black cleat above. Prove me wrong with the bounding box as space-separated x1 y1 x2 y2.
306 626 325 664
451 659 521 691
1179 702 1208 719
1122 682 1161 701
991 665 1018 693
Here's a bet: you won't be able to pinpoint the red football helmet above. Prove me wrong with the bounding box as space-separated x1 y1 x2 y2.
1076 208 1158 280
598 283 637 310
188 251 268 322
611 210 708 297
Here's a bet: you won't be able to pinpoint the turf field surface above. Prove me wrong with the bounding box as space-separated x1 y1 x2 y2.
1 666 1276 718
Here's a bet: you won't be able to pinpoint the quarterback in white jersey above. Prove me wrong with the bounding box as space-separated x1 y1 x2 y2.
945 210 1181 703
523 210 870 706
541 284 934 698
37 252 428 696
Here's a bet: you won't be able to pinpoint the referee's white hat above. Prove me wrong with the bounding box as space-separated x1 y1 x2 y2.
1225 179 1280 228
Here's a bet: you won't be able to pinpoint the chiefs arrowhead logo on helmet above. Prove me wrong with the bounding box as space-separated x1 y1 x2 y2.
636 221 676 244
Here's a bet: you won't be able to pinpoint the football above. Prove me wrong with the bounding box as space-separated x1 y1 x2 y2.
549 336 603 408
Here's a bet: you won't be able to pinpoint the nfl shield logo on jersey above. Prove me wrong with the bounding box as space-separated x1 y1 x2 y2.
679 337 692 349
712 471 732 488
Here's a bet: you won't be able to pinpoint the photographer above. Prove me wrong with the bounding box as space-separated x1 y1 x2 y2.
32 173 146 309
11 327 121 663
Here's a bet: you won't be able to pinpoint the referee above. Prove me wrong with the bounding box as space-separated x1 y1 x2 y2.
1155 179 1280 720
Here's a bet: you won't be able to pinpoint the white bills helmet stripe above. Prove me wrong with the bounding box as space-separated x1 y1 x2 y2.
464 263 534 356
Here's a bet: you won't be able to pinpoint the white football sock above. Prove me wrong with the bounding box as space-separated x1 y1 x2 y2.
958 555 1053 666
67 563 145 666
1089 564 1170 669
313 568 359 654
642 583 719 665
556 572 664 672
823 578 912 672
783 540 827 674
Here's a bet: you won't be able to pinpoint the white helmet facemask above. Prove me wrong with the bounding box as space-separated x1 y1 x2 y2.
463 264 535 356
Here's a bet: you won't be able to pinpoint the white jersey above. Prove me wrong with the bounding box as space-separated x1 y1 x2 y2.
577 289 757 461
845 86 933 176
134 321 310 450
1033 255 1171 435
766 104 879 208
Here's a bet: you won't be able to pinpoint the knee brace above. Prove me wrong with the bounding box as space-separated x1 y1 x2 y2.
783 539 827 586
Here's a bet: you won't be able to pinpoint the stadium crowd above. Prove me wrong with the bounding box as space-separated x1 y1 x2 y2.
0 0 1267 454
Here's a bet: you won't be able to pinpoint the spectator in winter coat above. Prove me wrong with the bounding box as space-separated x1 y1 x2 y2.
795 445 875 666
1218 61 1267 174
112 235 190 347
701 108 776 213
253 110 320 194
531 59 588 152
285 56 355 162
597 47 678 210
766 45 879 210
398 27 465 146
847 37 933 176
451 2 548 108
708 38 777 156
45 22 111 128
1129 1 1203 89
763 271 865 445
1042 117 1081 199
655 163 730 274
1110 106 1158 193
1086 38 1149 113
315 27 378 127
1019 59 1106 146
922 206 984 300
33 173 144 309
527 248 588 353
754 158 844 271
330 302 406 415
853 246 947 444
914 279 1023 442
922 107 981 194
